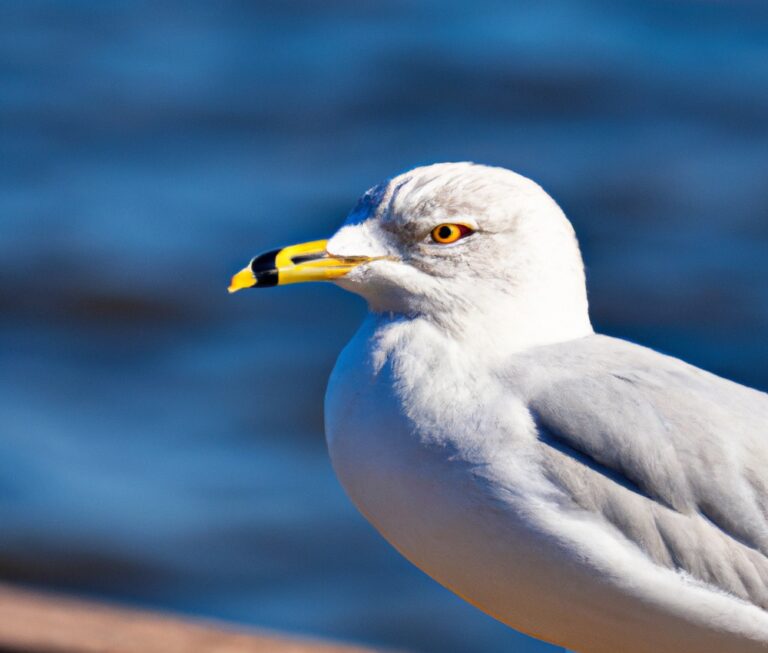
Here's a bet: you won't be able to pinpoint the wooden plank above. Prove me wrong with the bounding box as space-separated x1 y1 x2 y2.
0 583 381 653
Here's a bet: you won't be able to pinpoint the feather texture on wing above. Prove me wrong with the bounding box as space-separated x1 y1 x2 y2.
504 334 768 610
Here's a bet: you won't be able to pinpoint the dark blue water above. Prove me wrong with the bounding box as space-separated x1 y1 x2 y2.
1 2 767 652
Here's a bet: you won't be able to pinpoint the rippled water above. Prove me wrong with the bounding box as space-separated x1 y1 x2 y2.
1 2 767 652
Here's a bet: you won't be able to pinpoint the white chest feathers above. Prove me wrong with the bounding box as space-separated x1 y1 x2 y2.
323 315 555 624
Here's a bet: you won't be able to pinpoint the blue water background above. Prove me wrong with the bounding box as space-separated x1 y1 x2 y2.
1 2 767 652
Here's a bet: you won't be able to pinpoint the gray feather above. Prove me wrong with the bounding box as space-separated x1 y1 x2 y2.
504 334 768 609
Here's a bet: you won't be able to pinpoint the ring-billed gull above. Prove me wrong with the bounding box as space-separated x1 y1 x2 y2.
229 162 768 652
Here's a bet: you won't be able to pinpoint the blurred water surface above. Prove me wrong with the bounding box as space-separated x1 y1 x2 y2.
1 2 767 652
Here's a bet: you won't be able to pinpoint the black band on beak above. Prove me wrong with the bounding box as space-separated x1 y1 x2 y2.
249 249 280 287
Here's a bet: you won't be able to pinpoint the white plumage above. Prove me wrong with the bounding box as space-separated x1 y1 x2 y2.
320 163 768 652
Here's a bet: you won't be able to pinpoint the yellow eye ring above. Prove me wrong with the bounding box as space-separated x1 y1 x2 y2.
431 223 473 244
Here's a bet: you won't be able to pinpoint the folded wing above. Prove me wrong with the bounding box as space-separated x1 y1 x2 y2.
508 335 768 609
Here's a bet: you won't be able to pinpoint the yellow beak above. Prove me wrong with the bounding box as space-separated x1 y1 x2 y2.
228 239 372 293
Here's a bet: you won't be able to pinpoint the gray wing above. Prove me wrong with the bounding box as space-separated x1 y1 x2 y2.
509 334 768 609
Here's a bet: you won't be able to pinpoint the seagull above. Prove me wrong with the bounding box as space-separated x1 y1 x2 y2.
229 162 768 653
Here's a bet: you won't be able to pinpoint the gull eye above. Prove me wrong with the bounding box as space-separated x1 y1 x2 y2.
430 223 473 245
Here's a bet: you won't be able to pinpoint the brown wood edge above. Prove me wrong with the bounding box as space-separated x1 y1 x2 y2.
0 583 384 653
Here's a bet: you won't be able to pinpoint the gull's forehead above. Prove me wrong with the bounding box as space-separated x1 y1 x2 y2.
344 162 541 236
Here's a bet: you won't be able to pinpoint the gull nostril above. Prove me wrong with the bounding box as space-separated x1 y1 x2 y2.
291 252 327 265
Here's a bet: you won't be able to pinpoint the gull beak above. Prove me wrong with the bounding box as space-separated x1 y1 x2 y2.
228 239 374 293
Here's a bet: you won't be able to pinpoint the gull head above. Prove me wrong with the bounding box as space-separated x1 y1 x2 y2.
230 162 593 349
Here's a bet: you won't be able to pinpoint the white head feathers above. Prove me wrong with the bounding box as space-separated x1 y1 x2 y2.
328 162 593 354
